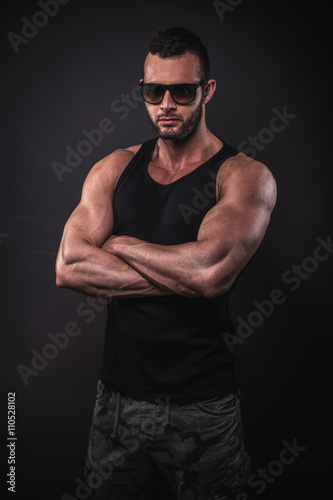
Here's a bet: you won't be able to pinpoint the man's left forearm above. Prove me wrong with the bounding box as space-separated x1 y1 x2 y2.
103 235 211 297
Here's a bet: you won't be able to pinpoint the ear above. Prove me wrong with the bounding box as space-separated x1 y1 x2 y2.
203 79 216 104
139 78 143 85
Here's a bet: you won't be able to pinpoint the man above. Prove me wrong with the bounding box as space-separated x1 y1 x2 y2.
56 27 276 500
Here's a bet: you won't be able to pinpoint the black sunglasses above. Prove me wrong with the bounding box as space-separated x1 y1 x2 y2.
139 80 206 105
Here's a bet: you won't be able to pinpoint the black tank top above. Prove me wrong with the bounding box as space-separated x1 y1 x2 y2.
101 137 239 404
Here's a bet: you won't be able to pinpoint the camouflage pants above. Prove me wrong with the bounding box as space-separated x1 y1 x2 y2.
85 380 250 500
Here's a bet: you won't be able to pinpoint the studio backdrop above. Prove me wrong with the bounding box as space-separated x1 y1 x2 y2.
1 1 331 499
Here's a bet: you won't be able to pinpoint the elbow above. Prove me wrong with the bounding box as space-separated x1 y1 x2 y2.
55 262 68 289
193 269 234 299
56 272 67 289
200 283 232 299
55 253 73 289
55 238 87 290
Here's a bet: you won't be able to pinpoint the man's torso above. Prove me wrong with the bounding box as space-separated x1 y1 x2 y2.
100 137 241 404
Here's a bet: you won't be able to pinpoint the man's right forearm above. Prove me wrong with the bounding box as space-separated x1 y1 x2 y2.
55 240 172 298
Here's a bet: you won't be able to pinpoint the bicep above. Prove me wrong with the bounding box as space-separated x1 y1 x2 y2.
197 161 276 283
68 148 136 247
59 162 116 263
62 200 114 250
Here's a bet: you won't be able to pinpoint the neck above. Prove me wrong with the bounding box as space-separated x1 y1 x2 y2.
155 123 222 169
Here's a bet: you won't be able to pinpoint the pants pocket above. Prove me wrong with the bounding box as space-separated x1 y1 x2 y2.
195 392 237 416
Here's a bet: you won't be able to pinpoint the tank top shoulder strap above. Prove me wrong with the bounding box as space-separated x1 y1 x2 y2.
114 138 157 195
205 140 238 174
132 137 157 163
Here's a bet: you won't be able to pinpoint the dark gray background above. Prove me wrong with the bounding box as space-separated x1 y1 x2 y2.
1 1 331 499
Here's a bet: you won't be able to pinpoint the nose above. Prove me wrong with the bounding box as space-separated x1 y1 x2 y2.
160 90 177 110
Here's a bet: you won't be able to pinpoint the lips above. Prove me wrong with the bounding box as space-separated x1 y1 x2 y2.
158 116 180 125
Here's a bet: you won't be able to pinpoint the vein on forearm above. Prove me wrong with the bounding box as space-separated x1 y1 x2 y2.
58 240 170 298
112 239 210 297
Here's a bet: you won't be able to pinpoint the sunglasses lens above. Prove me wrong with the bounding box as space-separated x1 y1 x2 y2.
142 84 164 104
141 83 199 104
171 84 195 104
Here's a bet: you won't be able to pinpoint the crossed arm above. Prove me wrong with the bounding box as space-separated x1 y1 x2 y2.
56 150 170 298
56 150 277 299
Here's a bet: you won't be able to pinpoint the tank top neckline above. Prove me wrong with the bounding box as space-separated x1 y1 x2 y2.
143 137 229 188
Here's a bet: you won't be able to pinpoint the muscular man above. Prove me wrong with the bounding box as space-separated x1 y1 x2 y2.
56 27 276 500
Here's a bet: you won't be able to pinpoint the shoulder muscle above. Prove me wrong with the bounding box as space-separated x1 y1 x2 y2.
80 145 141 204
63 145 141 246
218 153 277 212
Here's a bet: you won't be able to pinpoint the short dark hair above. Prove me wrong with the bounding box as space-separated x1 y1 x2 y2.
144 27 210 80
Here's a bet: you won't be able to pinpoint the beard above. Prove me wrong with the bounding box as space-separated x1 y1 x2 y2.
147 97 204 142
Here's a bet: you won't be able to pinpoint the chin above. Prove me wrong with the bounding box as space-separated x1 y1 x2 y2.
159 126 198 142
158 130 182 141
